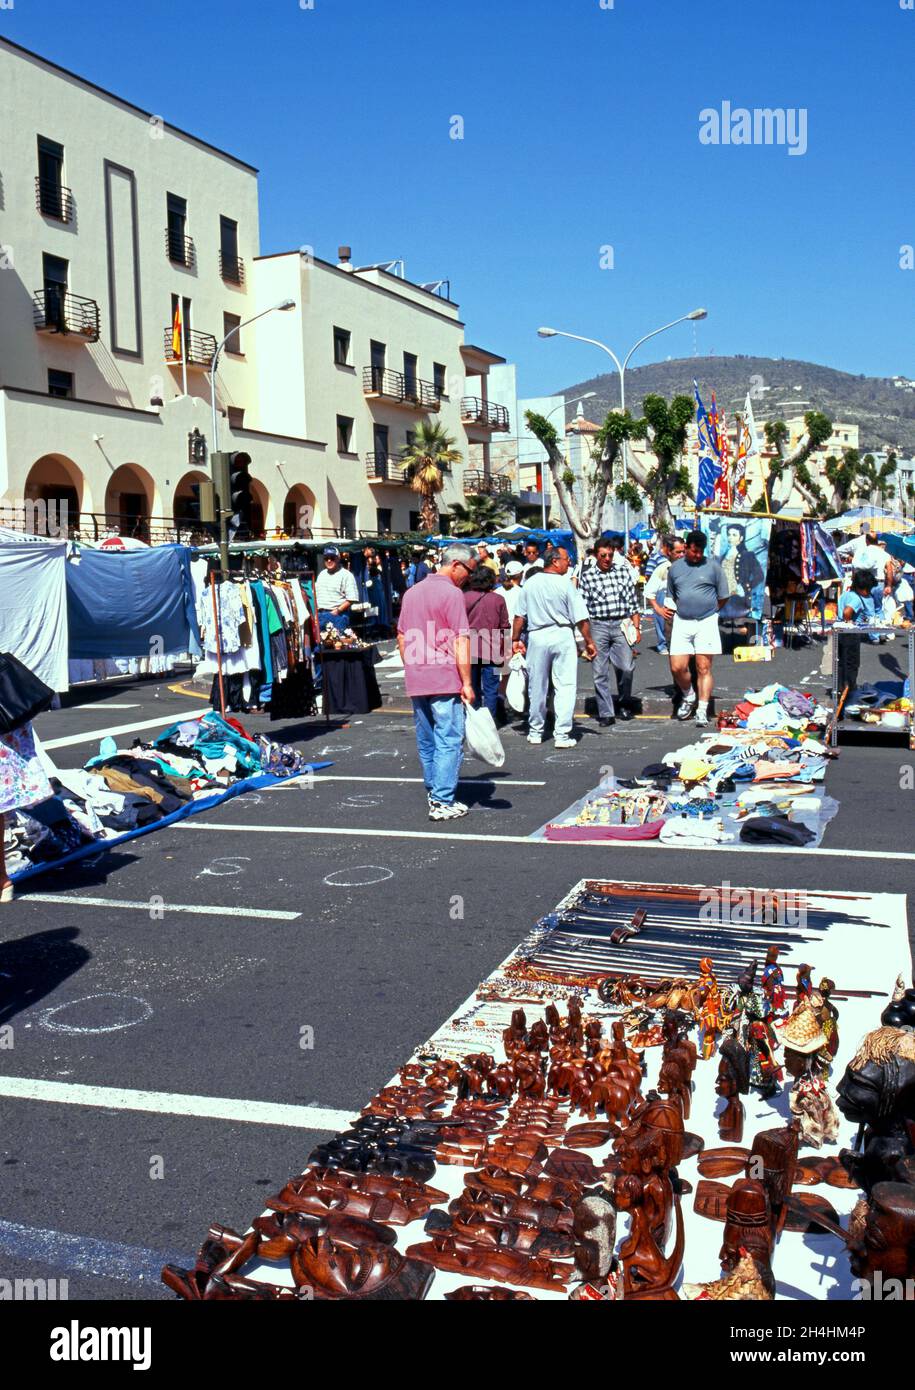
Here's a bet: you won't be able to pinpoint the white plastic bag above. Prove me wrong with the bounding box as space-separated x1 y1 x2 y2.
505 653 527 713
464 703 505 767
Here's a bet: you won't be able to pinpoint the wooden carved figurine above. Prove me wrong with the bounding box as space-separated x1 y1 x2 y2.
716 1035 750 1143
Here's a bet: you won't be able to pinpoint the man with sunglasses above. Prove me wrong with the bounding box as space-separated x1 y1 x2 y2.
397 543 477 820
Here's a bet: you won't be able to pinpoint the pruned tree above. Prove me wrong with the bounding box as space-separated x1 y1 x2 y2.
760 411 832 513
855 450 896 509
822 449 862 515
524 407 633 540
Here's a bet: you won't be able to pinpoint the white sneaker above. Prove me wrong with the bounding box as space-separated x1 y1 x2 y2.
429 800 468 821
527 733 543 744
694 710 710 728
553 736 577 749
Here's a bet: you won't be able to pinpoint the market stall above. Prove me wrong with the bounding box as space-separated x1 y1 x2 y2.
163 877 911 1302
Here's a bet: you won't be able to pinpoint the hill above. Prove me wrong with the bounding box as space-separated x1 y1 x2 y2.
556 355 915 456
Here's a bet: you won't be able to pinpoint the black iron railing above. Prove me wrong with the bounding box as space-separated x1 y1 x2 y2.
362 367 440 410
219 251 245 285
165 228 196 268
460 396 510 431
32 289 100 341
164 327 218 367
365 453 411 485
463 470 514 497
35 175 73 222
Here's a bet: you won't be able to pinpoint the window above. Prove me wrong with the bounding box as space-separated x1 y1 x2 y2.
170 293 193 358
48 368 74 399
404 351 418 396
166 193 189 264
339 504 357 539
434 362 447 397
42 253 68 330
37 136 66 219
337 415 354 452
370 340 386 387
333 326 351 366
227 406 245 430
376 508 392 534
219 216 241 282
409 510 422 532
223 312 243 354
405 429 416 453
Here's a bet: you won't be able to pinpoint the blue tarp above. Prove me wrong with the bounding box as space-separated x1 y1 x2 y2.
10 763 332 884
883 533 915 566
67 544 201 658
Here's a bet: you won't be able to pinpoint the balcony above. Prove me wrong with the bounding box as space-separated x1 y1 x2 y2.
164 327 218 369
220 251 245 286
165 228 196 269
362 367 440 412
365 452 411 486
460 396 510 431
35 175 73 223
32 289 100 342
464 471 514 497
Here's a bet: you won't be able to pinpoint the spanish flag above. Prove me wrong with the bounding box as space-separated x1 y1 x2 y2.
171 301 182 359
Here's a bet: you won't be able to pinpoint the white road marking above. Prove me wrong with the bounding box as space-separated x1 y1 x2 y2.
0 1076 355 1131
269 775 546 787
323 865 394 887
69 702 142 710
0 1218 187 1286
38 993 153 1035
42 708 212 750
15 893 300 920
176 821 915 861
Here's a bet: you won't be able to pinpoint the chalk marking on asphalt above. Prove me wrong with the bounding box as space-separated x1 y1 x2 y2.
268 775 546 787
0 1218 187 1287
38 993 153 1035
14 893 301 920
176 822 915 861
324 865 394 887
0 1077 356 1130
42 708 212 750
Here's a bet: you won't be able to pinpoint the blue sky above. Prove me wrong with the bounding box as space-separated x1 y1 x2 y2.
4 0 914 398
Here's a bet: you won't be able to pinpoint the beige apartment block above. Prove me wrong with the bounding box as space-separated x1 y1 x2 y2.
0 37 509 541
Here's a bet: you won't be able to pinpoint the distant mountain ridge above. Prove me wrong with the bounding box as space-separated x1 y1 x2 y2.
556 355 915 456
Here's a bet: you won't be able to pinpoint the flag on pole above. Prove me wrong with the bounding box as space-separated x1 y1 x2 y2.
712 392 732 509
733 392 760 501
171 301 182 359
694 381 723 508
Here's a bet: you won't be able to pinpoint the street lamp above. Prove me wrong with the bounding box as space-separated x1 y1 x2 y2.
537 309 708 546
210 299 296 454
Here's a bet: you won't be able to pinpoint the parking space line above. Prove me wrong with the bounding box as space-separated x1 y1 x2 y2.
269 775 546 788
0 1218 187 1287
0 1076 355 1130
42 708 211 751
13 893 300 920
175 821 915 861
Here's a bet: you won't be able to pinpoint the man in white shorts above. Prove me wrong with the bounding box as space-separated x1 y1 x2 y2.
662 530 728 727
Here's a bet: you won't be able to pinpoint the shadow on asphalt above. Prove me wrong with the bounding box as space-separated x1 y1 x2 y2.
0 926 90 1026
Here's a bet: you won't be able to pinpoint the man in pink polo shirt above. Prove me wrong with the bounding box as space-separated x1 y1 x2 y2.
396 543 476 821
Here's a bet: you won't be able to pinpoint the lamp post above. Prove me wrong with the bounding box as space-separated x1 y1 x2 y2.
538 310 707 547
209 299 295 570
210 299 296 454
541 392 597 530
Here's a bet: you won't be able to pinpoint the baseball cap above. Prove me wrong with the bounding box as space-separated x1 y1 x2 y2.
323 545 340 557
505 561 524 576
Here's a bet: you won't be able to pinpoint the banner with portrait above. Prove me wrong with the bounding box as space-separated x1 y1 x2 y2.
699 513 771 621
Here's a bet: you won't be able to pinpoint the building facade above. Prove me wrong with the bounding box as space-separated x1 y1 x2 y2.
0 37 509 542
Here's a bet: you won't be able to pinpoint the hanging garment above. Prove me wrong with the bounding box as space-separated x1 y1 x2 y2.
67 543 199 658
0 530 69 691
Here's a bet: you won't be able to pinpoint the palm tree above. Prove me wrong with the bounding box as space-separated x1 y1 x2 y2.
449 492 514 536
402 420 462 533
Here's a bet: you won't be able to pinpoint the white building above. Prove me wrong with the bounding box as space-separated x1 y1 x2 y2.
0 37 510 541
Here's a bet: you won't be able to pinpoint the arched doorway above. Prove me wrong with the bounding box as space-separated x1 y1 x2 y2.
173 470 210 524
23 455 84 536
104 463 154 541
283 484 317 538
249 477 268 540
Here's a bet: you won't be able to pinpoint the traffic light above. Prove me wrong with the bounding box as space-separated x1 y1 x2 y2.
227 451 253 539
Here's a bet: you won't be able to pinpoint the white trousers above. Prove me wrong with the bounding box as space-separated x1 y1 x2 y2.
526 627 578 738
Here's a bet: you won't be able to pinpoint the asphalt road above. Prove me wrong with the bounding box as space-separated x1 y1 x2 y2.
0 642 912 1300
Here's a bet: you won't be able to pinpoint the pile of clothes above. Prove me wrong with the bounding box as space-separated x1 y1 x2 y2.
543 685 838 849
4 713 312 878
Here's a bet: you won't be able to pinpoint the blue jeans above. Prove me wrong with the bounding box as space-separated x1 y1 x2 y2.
411 695 465 804
653 609 668 651
471 664 501 720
